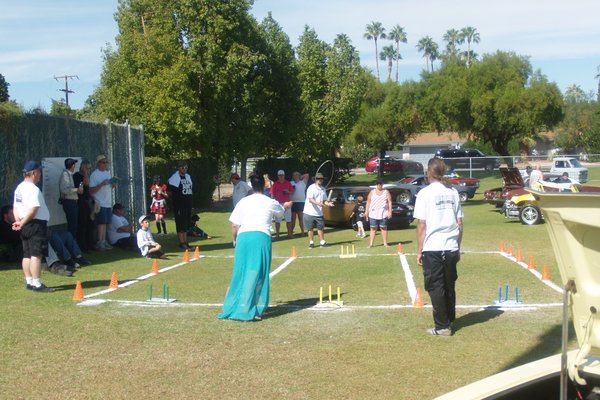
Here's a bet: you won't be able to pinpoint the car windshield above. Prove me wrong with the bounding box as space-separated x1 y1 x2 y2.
569 158 582 167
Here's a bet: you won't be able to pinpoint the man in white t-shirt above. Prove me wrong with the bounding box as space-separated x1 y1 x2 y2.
290 171 309 235
302 173 334 248
230 173 251 209
107 203 137 249
12 160 54 292
89 154 118 251
414 158 463 337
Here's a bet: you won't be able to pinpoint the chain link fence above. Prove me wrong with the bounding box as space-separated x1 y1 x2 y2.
0 114 145 226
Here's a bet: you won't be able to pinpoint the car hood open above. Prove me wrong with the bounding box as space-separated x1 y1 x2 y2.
499 167 525 189
533 190 600 385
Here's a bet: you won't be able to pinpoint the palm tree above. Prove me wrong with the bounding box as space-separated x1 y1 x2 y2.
364 21 387 80
380 45 396 81
443 28 463 57
596 64 600 101
388 25 407 82
460 26 480 67
416 36 439 72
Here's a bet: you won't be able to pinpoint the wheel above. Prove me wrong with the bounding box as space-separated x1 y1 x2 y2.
459 191 468 203
519 204 542 225
398 191 413 204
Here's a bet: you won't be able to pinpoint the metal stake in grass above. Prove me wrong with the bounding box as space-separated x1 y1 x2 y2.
319 287 323 304
148 283 153 301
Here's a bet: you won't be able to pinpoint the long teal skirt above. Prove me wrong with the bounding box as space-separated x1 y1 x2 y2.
218 231 272 321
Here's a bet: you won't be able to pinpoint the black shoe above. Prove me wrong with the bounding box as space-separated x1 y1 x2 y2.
179 243 191 250
26 283 33 291
309 242 314 249
64 259 79 271
49 263 73 276
75 256 91 266
31 283 55 293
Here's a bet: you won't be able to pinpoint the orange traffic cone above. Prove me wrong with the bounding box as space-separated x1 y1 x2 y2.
397 243 403 254
150 259 159 275
528 256 536 270
73 280 84 301
542 265 551 281
183 249 190 262
414 288 424 308
517 249 523 263
109 272 119 289
508 245 514 257
193 246 200 259
291 245 297 258
499 240 505 253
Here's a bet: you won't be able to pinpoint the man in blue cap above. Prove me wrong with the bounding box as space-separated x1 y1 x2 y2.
12 160 54 292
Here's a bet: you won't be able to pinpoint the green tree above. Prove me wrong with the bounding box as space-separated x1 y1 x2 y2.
421 51 564 160
351 80 421 177
416 36 439 72
379 45 396 81
295 29 367 162
0 73 9 102
388 25 407 83
460 26 480 67
555 85 596 153
364 21 386 80
442 28 463 57
50 100 76 118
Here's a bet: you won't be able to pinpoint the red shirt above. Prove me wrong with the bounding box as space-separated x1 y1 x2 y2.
270 179 294 203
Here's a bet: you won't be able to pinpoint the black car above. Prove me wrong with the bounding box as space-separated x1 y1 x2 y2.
434 148 499 171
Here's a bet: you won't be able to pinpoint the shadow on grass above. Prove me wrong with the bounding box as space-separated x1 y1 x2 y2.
453 306 504 332
264 295 339 319
48 279 115 292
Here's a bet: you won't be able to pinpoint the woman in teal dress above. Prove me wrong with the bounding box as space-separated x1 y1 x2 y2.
219 174 292 321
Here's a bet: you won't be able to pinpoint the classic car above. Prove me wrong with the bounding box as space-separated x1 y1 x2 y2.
502 179 600 225
484 167 563 208
393 175 477 204
323 186 414 229
365 156 424 174
437 191 600 399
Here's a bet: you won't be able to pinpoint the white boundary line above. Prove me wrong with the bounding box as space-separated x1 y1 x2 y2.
269 257 296 279
497 251 564 294
82 256 205 299
399 253 417 304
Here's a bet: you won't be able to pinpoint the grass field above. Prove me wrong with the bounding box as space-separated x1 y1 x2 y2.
1 167 598 399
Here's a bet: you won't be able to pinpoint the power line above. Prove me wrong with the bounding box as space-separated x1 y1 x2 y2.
54 75 79 106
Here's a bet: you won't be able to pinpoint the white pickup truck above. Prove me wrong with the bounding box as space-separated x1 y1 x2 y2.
549 156 588 183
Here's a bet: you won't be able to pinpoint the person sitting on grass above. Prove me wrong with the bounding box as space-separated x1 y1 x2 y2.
187 214 212 239
136 215 165 259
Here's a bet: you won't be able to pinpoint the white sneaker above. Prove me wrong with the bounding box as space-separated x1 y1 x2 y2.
101 240 113 250
95 241 106 251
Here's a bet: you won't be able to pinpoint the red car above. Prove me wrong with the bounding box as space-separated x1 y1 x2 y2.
365 156 424 174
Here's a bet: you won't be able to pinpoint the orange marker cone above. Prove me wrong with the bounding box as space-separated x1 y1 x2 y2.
72 280 84 301
508 245 514 257
109 272 119 289
183 249 190 262
150 259 159 275
528 256 536 270
414 288 424 308
499 240 505 253
194 246 200 259
291 245 297 258
542 265 551 281
397 243 403 254
517 249 523 263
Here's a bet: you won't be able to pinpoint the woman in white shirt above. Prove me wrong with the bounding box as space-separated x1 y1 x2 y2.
218 174 292 321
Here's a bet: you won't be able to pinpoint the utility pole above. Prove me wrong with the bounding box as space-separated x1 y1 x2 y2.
54 75 79 106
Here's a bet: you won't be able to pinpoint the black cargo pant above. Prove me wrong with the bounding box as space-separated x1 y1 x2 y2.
422 250 459 330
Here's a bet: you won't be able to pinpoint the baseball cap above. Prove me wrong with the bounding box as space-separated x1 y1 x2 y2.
64 158 78 169
96 154 108 164
315 172 325 179
177 160 188 168
23 160 41 173
277 169 285 176
138 215 151 224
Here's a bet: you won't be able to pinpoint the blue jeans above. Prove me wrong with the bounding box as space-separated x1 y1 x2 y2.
49 231 83 261
61 199 78 238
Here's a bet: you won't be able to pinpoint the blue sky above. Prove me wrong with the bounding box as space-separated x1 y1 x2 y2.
1 0 599 111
